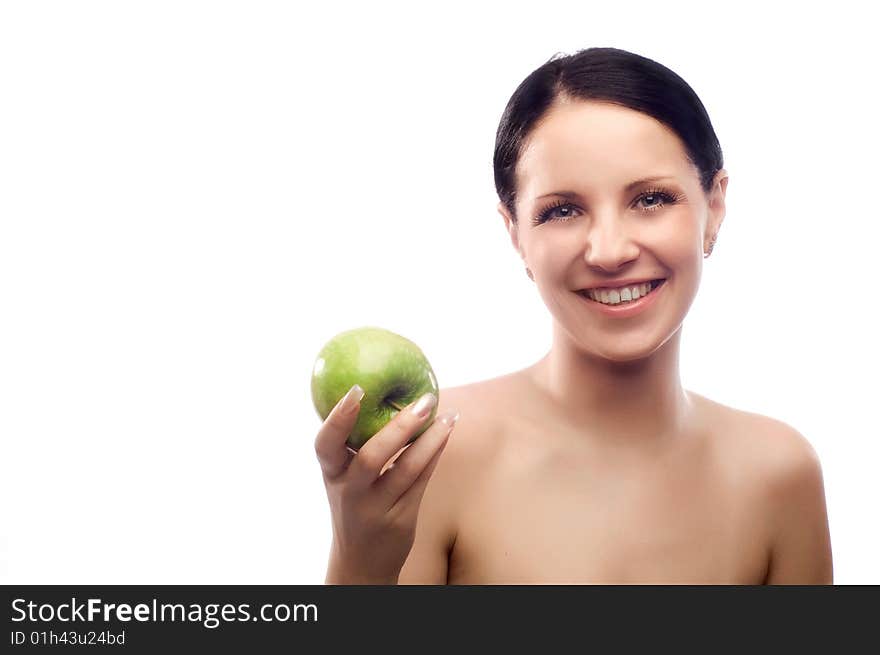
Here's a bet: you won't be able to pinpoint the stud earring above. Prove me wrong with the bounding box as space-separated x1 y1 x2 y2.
704 234 718 258
525 266 534 280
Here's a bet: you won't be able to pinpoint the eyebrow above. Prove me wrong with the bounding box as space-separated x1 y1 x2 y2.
535 176 678 201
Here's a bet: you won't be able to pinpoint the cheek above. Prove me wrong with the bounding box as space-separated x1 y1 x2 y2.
529 237 572 273
653 213 703 263
660 238 699 268
657 217 704 307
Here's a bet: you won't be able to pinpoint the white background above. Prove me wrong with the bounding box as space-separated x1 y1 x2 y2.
1 1 878 584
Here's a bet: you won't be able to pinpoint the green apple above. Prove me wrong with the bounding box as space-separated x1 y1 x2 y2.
310 326 439 451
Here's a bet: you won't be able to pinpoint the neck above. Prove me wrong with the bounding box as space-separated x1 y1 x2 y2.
528 323 694 448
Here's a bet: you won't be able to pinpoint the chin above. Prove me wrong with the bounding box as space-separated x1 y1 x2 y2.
594 345 660 364
580 331 669 363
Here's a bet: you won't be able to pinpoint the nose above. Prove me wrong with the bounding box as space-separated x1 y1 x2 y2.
581 212 640 271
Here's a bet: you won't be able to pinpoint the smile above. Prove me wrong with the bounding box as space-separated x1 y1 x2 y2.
577 278 667 317
583 279 664 305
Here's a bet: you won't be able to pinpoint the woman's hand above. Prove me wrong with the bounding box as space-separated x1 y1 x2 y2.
314 385 459 584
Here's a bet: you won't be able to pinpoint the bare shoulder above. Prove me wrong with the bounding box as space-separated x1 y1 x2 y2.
426 372 530 514
396 378 504 584
421 375 514 518
695 392 824 489
690 392 832 583
737 408 826 520
432 377 508 479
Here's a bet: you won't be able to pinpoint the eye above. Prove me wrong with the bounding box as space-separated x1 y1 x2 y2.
531 187 684 226
532 199 579 225
636 188 681 212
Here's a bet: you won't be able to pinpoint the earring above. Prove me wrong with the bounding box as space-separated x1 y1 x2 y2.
704 234 717 258
525 266 534 280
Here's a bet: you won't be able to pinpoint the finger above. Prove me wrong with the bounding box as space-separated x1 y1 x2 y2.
386 423 452 521
346 392 438 489
314 384 365 480
379 443 412 476
374 409 458 510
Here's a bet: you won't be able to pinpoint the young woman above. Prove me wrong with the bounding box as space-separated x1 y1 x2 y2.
315 47 833 584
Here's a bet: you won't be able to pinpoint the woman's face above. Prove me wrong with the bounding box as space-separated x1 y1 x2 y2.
499 99 728 362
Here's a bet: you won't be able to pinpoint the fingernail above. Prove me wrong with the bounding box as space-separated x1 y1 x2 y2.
341 384 365 411
410 392 437 419
436 409 460 428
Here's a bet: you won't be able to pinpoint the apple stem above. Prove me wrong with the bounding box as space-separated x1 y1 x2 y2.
387 400 405 412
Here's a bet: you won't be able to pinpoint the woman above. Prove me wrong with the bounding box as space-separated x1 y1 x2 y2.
315 47 833 584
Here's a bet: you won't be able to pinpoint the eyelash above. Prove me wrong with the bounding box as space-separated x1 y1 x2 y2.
531 188 683 225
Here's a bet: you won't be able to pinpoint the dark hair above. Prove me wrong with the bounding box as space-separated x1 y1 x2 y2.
493 47 724 222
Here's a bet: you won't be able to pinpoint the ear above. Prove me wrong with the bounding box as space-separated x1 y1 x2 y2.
497 201 526 262
704 169 729 250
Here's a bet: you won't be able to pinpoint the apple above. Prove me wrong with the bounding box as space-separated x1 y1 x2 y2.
311 326 439 450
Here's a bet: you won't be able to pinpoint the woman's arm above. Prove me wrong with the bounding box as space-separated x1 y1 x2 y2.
395 387 470 585
392 420 457 585
395 477 456 584
761 423 833 584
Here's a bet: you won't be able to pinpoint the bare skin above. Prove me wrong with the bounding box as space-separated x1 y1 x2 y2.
397 368 833 584
394 98 833 585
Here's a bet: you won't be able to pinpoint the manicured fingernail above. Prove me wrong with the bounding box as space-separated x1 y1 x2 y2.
342 384 365 411
436 410 459 428
410 393 437 419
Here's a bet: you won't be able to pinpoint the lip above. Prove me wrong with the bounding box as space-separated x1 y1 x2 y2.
580 277 665 292
577 278 667 318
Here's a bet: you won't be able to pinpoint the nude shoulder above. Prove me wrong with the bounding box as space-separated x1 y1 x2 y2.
434 379 506 469
427 371 545 503
433 383 824 518
692 392 824 497
399 379 503 564
698 395 831 582
423 379 510 495
741 410 823 496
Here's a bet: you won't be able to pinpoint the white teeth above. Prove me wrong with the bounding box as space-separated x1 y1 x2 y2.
588 281 658 305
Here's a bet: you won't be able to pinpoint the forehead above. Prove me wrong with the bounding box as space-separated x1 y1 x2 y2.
515 100 694 199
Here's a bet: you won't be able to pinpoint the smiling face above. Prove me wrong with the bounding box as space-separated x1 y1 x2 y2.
499 98 728 362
